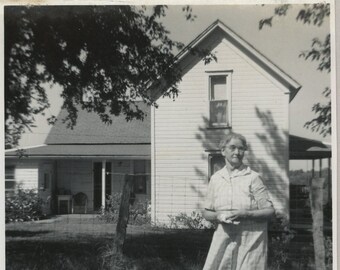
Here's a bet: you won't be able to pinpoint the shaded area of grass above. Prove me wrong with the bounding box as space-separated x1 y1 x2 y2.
6 238 105 270
6 229 213 270
6 217 322 270
6 230 51 238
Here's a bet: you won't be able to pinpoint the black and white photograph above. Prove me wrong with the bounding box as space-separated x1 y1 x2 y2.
3 2 336 269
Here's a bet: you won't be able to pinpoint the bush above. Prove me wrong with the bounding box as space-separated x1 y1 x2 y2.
98 193 151 226
168 211 215 230
325 236 332 270
268 215 296 270
5 186 44 223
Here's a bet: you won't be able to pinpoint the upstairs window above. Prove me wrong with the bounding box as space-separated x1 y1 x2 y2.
209 74 231 127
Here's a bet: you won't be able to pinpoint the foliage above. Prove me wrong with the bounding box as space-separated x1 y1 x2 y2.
268 215 296 270
259 4 331 137
98 193 151 226
304 87 331 136
325 236 333 270
5 5 216 148
99 246 135 270
289 168 331 185
168 211 215 230
5 186 45 223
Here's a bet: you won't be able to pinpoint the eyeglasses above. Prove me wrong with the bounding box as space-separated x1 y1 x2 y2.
226 145 246 153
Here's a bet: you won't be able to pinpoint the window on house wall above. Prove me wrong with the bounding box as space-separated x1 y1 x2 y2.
209 74 231 127
5 166 16 195
209 154 225 179
133 160 147 194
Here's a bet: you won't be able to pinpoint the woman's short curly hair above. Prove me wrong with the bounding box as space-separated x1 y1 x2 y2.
219 132 248 150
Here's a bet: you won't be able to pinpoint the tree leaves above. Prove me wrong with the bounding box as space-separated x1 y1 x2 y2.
304 87 331 137
259 17 273 30
296 4 330 26
299 34 330 73
182 5 197 22
259 4 331 137
5 6 185 148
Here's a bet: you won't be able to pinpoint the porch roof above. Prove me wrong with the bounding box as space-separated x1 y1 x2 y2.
5 144 151 159
289 135 331 160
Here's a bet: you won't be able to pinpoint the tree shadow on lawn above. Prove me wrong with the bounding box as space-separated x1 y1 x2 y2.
124 229 213 260
6 235 112 270
6 230 51 238
6 229 214 270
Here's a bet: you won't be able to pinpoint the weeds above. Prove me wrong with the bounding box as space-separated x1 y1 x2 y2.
168 211 214 230
97 193 151 226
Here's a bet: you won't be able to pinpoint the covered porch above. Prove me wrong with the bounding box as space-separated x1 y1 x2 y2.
5 144 151 215
289 134 332 228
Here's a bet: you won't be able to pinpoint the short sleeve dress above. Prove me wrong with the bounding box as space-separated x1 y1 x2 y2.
203 165 273 270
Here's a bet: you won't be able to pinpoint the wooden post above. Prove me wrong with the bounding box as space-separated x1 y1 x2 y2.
101 160 106 209
310 177 326 270
328 158 331 205
319 159 322 178
114 174 133 254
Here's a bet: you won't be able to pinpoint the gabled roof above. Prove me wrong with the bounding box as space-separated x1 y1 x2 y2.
175 20 301 102
45 102 150 145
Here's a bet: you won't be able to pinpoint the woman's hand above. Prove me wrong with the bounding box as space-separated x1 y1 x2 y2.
217 210 248 223
228 209 249 220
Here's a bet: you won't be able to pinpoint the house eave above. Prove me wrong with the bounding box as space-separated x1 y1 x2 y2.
5 155 150 160
174 20 301 101
5 144 151 159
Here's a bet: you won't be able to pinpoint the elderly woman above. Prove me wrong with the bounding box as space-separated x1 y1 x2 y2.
202 132 274 270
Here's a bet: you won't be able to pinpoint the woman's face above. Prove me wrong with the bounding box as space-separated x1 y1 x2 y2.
221 138 246 168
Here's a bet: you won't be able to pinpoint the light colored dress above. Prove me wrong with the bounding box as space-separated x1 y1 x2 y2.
203 165 273 270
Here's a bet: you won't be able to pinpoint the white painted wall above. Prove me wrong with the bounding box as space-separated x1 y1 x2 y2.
153 31 290 224
5 160 40 190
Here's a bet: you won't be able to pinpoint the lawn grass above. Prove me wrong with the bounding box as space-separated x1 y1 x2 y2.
6 215 321 270
6 216 212 270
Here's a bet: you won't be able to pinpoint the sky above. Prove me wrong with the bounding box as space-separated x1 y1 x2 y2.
15 4 331 169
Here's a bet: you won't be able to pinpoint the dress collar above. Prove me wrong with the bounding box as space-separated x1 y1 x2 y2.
218 164 251 179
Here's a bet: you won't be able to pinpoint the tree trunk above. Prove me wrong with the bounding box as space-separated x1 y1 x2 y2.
310 177 326 270
114 174 133 254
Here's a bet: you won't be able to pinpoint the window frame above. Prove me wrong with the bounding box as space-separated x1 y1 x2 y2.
206 71 232 128
208 153 226 180
5 166 16 195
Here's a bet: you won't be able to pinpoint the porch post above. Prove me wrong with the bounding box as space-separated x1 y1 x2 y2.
328 158 331 204
319 159 322 178
102 160 106 208
312 159 315 179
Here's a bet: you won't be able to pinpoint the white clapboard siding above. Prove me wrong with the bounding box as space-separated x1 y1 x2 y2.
13 161 40 190
153 31 289 224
